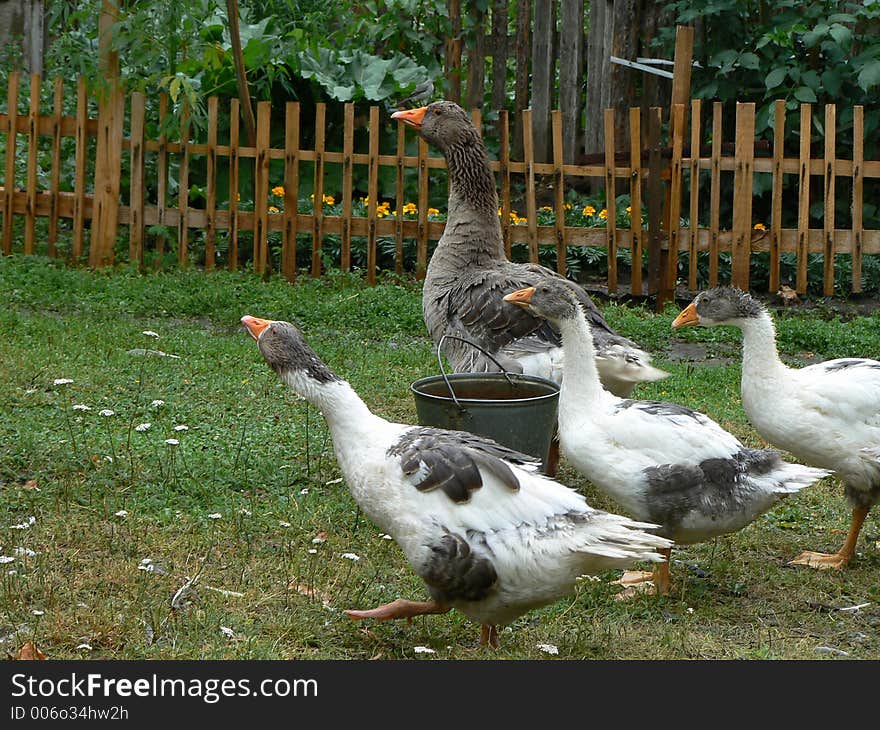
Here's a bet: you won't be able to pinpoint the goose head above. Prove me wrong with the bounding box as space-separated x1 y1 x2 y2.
241 316 340 385
503 281 579 325
672 287 765 329
392 101 479 154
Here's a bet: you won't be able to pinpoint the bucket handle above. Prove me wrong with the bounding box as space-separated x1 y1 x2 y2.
437 334 517 411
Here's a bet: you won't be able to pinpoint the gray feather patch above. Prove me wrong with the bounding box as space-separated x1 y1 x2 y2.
419 532 498 603
388 427 538 503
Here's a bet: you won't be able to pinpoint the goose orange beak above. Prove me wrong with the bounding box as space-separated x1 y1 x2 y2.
671 302 700 328
503 287 535 307
241 315 271 341
391 106 427 129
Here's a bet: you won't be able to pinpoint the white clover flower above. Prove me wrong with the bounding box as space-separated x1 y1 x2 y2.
76 643 93 651
325 477 343 485
207 513 222 520
14 547 36 557
239 508 252 516
340 553 360 562
219 626 235 638
115 510 128 517
299 488 309 495
150 399 165 407
164 438 179 446
173 424 189 432
0 556 14 564
307 549 317 555
413 646 436 654
53 378 73 386
7 569 17 575
311 534 327 544
10 516 36 529
99 409 115 417
25 388 37 394
72 404 91 411
32 610 45 617
536 643 559 655
135 423 151 432
142 330 160 338
279 521 291 528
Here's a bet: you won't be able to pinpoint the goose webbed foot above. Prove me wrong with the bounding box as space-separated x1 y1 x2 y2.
479 624 500 650
614 548 672 599
345 599 450 623
788 550 852 570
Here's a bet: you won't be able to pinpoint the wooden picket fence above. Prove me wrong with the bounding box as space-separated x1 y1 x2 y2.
1 71 879 296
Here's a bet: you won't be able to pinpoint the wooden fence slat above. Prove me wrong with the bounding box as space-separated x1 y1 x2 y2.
24 73 40 255
687 99 701 290
153 93 168 268
769 100 785 292
310 102 325 276
603 108 617 289
367 105 379 285
48 77 63 257
629 107 643 296
666 103 686 295
177 106 190 267
71 76 87 262
731 102 756 290
281 101 300 282
416 136 429 278
128 91 145 267
499 109 511 257
709 102 722 287
254 100 271 275
228 98 240 271
852 105 864 293
646 107 663 297
823 104 836 296
523 109 538 263
796 103 812 295
552 110 567 277
394 119 405 275
342 103 354 272
204 95 217 270
2 71 19 255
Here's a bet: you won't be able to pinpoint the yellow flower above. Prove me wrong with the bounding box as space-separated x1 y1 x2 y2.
540 205 552 212
427 207 440 216
564 203 571 210
271 185 285 197
509 211 519 221
582 205 596 217
626 206 632 215
497 207 502 216
598 209 607 219
236 193 241 202
309 193 314 200
323 195 335 206
268 205 279 213
403 202 417 215
754 223 766 231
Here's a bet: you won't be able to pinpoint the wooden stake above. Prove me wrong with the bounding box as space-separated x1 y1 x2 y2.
281 101 300 282
603 108 617 289
129 91 145 268
823 104 836 296
796 103 812 295
629 107 643 296
731 102 755 290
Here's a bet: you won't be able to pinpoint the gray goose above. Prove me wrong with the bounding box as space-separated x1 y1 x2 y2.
392 101 668 397
241 314 671 648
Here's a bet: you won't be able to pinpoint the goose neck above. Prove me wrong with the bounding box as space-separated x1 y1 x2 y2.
557 311 607 404
738 312 787 380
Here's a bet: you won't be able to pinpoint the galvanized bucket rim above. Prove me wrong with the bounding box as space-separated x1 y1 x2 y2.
410 372 560 406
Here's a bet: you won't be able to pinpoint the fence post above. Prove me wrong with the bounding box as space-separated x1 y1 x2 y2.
24 73 40 256
48 77 63 258
796 103 812 295
769 100 785 292
129 92 145 269
522 109 538 263
628 107 643 296
309 103 325 277
552 110 567 277
90 0 123 268
646 107 663 304
281 101 300 282
2 71 20 256
687 99 702 291
603 108 618 291
204 96 218 271
731 102 755 290
367 106 379 286
709 102 722 287
665 103 685 297
823 104 836 296
852 106 864 294
254 100 271 275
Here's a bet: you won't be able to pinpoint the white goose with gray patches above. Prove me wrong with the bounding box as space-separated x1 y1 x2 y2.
505 282 830 595
674 287 880 570
241 315 671 647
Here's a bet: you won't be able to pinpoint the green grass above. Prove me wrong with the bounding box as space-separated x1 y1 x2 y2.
1 255 879 660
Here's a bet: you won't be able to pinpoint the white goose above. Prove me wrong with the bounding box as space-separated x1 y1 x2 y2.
673 287 880 570
504 282 831 595
392 101 668 397
241 315 672 647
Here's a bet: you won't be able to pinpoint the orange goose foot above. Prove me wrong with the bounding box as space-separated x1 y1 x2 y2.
614 548 672 600
788 551 852 570
479 624 500 650
345 599 450 623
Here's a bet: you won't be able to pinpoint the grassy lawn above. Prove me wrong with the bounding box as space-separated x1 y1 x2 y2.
1 255 879 660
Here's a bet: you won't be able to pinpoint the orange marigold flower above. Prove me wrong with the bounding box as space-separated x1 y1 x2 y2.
427 207 440 216
540 205 553 212
271 186 285 197
323 195 335 205
598 209 607 219
403 202 417 214
268 205 279 213
582 205 596 216
754 223 766 231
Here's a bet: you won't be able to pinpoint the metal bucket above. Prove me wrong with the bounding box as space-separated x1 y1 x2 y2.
410 336 560 470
